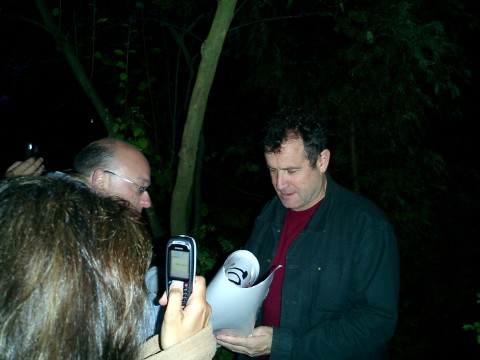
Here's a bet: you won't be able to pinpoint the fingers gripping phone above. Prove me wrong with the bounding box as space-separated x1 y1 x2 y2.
165 235 196 307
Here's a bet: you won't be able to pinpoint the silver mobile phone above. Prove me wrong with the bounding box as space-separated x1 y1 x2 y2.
165 235 196 307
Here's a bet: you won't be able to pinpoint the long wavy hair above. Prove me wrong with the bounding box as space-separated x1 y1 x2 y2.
0 176 152 359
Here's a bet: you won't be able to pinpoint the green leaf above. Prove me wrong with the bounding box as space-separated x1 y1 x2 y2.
115 61 126 69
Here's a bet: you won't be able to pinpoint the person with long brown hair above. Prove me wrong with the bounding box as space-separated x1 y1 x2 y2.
0 176 216 360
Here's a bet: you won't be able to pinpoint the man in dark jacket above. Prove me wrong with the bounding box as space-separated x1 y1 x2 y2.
215 107 400 360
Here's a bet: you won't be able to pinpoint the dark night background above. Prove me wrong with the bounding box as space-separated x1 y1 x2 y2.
1 1 479 359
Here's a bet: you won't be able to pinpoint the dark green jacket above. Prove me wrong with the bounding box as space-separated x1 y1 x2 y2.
239 174 399 360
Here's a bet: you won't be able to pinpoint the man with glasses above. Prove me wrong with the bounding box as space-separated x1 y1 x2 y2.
71 137 152 215
61 138 164 338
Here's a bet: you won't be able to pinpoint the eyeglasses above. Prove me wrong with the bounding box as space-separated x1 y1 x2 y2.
104 170 149 194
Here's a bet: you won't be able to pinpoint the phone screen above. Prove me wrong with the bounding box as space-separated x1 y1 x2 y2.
165 235 196 307
169 249 190 280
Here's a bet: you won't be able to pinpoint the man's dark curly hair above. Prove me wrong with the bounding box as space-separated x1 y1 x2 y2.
262 106 329 167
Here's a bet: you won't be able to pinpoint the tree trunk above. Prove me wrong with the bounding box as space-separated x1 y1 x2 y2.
170 0 237 235
34 0 116 134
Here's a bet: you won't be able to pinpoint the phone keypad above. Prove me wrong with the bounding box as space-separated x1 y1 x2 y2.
182 281 190 306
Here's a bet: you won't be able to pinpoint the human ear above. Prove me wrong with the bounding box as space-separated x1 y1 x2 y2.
318 149 330 172
91 168 107 192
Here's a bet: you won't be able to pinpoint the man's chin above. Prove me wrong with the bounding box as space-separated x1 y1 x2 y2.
279 197 297 209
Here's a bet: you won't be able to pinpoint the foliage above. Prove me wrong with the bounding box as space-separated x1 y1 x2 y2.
463 294 480 346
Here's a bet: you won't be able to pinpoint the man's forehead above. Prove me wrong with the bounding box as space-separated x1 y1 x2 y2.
265 153 309 170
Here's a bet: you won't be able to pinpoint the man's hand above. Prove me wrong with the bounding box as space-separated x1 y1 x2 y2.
5 157 45 177
159 276 212 350
215 326 273 357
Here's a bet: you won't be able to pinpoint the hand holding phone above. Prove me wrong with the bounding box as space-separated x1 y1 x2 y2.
165 235 196 307
159 276 212 350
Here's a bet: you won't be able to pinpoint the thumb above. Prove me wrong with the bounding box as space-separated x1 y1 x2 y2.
164 281 184 316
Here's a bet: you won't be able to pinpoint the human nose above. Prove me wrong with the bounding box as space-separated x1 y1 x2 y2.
273 171 288 190
141 191 152 209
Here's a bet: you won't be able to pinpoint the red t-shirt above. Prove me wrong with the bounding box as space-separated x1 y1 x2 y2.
262 201 320 327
